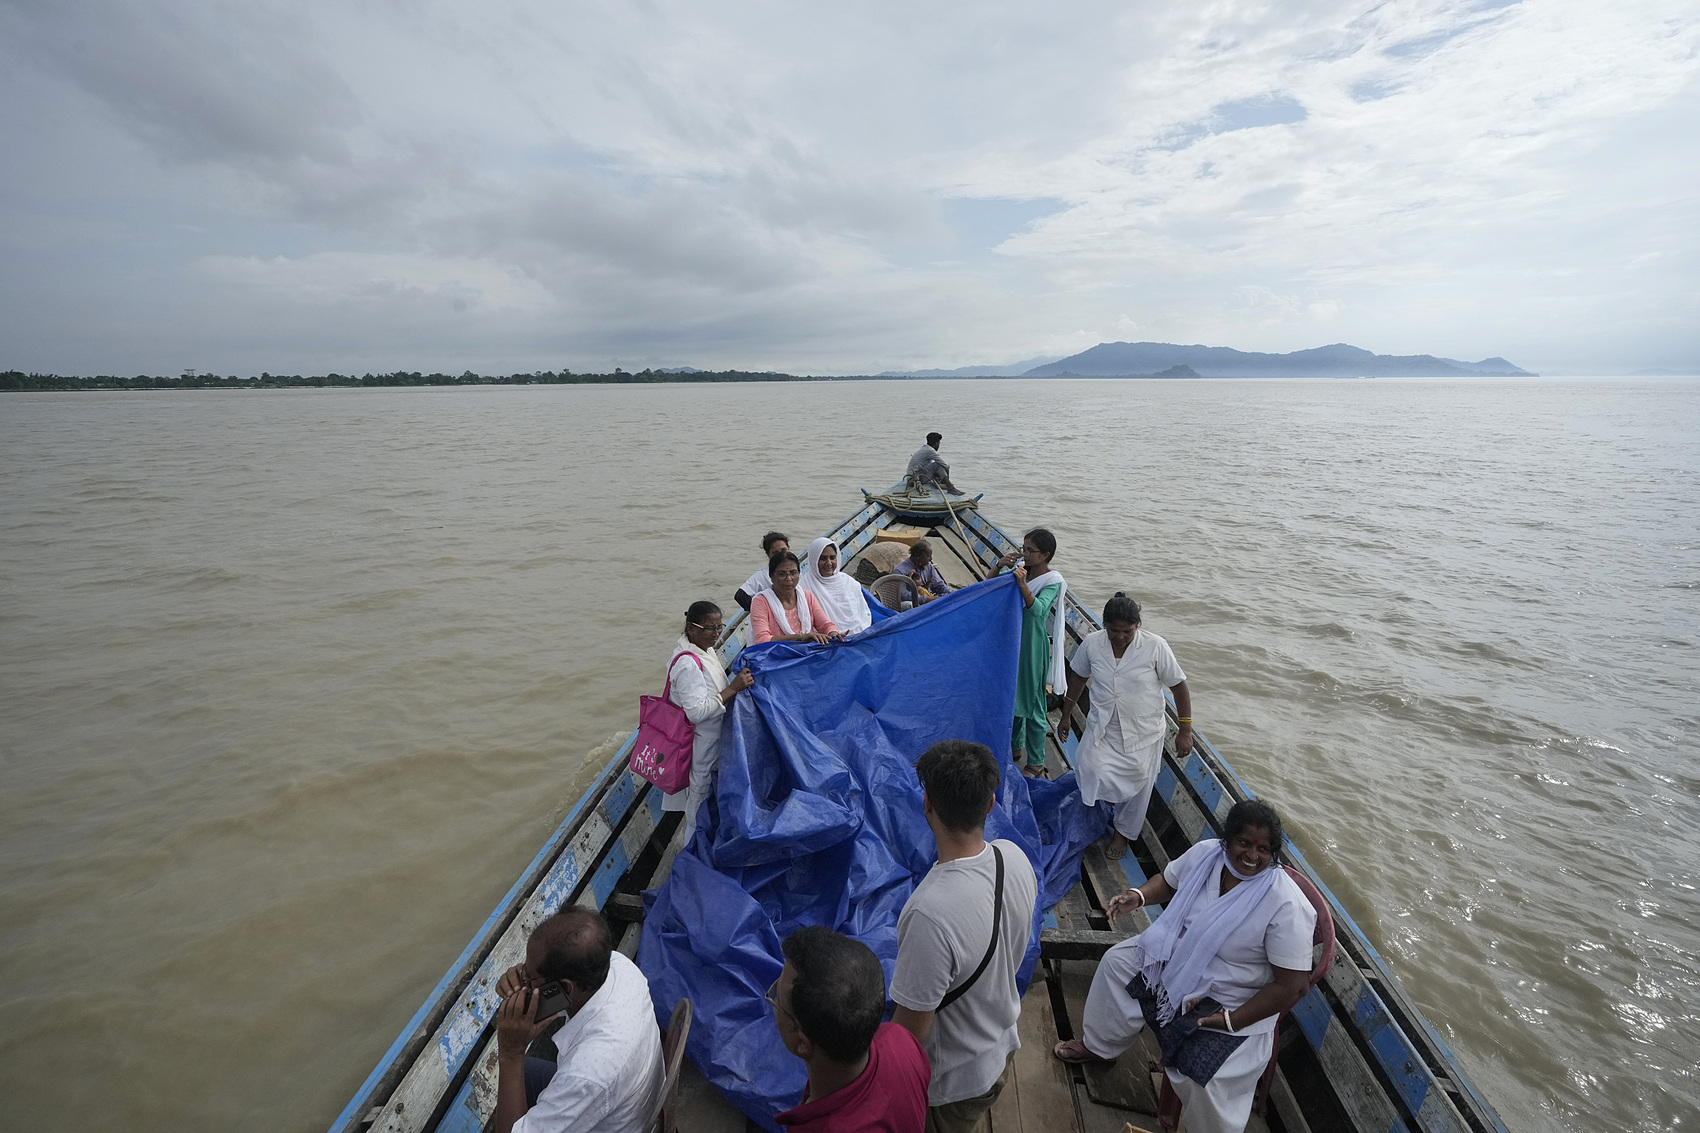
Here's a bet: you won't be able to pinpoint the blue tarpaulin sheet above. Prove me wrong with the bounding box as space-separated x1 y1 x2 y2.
638 574 1109 1128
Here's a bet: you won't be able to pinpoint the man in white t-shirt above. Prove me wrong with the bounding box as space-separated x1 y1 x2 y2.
891 740 1039 1133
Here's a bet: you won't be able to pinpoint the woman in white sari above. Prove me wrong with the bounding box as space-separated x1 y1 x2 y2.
800 537 874 638
664 600 753 839
1060 592 1192 859
1053 800 1315 1133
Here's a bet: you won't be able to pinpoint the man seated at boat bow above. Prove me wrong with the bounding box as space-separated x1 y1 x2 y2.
492 909 665 1133
905 432 961 495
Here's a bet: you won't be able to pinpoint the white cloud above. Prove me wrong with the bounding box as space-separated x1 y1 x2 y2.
0 0 1695 374
197 252 555 312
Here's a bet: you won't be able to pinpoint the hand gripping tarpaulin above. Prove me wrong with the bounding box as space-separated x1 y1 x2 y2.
637 573 1109 1128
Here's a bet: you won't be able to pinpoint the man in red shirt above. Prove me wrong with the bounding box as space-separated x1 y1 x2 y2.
770 926 931 1133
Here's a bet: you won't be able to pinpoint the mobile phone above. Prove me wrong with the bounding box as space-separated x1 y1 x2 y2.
1176 996 1225 1037
533 980 572 1021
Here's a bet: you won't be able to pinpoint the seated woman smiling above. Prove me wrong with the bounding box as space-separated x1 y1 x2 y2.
800 537 874 638
751 550 842 645
1054 800 1316 1133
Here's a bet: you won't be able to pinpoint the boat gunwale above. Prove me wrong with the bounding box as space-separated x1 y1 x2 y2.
1187 733 1510 1133
327 733 641 1133
952 508 1509 1133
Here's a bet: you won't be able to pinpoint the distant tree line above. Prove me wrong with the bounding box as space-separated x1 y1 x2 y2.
0 368 845 391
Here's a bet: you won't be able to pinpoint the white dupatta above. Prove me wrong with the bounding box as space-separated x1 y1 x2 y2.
801 537 872 636
1135 841 1279 1024
1024 568 1068 693
759 587 811 636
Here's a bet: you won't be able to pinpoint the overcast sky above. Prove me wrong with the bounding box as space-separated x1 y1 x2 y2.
1 0 1695 375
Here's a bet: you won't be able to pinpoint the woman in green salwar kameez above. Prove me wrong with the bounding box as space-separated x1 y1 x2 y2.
998 528 1067 778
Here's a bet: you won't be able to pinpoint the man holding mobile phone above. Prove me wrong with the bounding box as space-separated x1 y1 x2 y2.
491 909 664 1133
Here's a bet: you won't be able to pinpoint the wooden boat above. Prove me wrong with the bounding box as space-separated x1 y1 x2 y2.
329 496 1511 1133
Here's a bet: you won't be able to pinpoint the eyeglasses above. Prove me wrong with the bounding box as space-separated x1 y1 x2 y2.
688 622 723 634
765 977 797 1025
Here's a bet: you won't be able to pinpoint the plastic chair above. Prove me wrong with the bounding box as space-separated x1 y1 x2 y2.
1254 866 1335 1114
651 998 693 1133
1155 864 1336 1130
870 573 921 611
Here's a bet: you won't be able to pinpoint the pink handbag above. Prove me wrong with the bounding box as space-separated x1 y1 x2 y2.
631 652 703 794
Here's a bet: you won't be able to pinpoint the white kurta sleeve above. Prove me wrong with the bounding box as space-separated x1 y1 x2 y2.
1069 634 1095 678
668 656 725 727
1153 637 1186 687
1262 883 1318 972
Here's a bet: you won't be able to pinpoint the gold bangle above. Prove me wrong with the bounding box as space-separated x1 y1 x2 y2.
1177 717 1192 724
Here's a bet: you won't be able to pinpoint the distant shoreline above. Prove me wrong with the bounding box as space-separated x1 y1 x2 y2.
0 369 834 391
1 368 1576 390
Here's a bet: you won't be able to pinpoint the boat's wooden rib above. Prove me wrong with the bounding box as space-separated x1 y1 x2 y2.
330 496 1510 1133
1271 1068 1318 1133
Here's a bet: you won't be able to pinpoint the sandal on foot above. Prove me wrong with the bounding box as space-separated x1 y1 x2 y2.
1022 764 1048 779
1053 1038 1111 1064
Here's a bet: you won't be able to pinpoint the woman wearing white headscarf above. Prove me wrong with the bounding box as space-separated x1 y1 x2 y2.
664 600 753 839
800 537 874 638
1053 800 1316 1133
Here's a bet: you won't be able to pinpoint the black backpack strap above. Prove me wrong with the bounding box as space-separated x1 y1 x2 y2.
937 845 1005 1011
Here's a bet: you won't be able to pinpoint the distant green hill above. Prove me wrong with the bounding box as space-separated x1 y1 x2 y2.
1025 342 1534 377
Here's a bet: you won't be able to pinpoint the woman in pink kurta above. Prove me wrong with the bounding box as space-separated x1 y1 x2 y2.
751 550 842 644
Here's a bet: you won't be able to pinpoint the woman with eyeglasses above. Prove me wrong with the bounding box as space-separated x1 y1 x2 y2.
750 550 843 645
995 527 1066 778
663 600 754 839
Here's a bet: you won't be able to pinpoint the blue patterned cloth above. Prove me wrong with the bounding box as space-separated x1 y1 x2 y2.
1126 974 1249 1085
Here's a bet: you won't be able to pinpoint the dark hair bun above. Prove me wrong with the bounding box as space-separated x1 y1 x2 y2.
1102 592 1142 625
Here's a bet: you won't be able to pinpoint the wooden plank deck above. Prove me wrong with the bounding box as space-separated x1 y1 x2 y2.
1006 975 1078 1133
